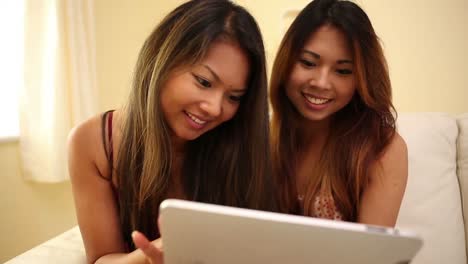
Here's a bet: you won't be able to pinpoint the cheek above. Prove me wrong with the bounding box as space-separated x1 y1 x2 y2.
285 74 300 98
159 81 177 112
159 91 170 116
337 79 356 101
287 67 304 88
285 84 295 104
221 103 240 122
344 86 356 100
285 67 308 97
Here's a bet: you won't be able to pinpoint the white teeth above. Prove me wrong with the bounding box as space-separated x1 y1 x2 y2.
186 112 206 125
305 95 330 105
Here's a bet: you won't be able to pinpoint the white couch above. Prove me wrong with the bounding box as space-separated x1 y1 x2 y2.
396 112 468 264
6 112 468 264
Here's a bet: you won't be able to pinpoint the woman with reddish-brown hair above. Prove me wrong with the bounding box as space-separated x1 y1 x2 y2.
270 0 407 227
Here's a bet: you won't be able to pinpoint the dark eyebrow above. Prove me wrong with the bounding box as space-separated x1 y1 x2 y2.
202 64 246 92
203 65 220 82
302 50 320 59
337 59 353 65
302 49 353 65
231 88 247 93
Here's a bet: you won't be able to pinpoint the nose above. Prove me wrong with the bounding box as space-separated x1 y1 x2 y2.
310 68 332 90
200 91 223 118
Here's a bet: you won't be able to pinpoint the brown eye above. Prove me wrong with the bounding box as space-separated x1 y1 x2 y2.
193 74 212 88
336 69 353 75
229 95 243 103
299 59 316 68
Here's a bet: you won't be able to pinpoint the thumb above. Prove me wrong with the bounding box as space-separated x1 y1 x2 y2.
158 216 162 236
132 231 163 263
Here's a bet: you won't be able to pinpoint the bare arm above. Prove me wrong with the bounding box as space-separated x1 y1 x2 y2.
94 235 163 264
357 132 408 227
68 115 163 264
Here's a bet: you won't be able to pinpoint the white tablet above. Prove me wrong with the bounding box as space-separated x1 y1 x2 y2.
160 199 422 264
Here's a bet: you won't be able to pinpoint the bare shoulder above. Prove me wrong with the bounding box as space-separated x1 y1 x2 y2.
382 132 407 163
68 113 107 179
67 111 128 261
68 114 102 154
371 131 408 183
68 110 124 180
359 132 408 227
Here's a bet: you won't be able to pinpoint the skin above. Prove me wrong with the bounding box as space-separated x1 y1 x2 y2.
285 24 407 227
286 24 356 125
68 40 250 264
161 40 249 148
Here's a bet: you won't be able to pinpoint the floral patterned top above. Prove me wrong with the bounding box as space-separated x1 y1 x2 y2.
298 193 343 220
312 194 343 220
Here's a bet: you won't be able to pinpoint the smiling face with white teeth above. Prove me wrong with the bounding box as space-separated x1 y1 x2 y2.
285 24 356 124
160 39 249 145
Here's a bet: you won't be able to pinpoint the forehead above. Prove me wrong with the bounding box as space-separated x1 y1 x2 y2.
302 24 353 59
199 40 250 88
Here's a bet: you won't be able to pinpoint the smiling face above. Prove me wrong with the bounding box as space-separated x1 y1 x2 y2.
160 39 250 144
285 24 356 124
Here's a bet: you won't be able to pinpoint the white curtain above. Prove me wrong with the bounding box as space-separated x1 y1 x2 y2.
20 0 97 182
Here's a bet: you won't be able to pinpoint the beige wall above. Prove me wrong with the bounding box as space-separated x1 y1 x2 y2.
95 0 187 111
97 0 468 113
0 141 76 262
248 0 468 113
359 0 468 113
1 0 466 261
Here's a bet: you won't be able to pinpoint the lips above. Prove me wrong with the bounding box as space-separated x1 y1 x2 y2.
183 110 211 130
302 93 332 105
185 111 207 125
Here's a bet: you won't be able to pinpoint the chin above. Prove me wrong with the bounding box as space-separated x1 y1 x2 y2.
178 134 199 142
301 112 333 122
181 130 207 141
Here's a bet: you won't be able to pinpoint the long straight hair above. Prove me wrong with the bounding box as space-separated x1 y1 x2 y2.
270 0 395 220
116 0 274 249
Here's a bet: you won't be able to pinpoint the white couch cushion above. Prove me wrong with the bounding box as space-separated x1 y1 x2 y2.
457 113 468 255
396 113 466 264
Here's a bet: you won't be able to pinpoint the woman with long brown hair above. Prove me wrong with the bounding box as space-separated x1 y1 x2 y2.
68 0 275 263
270 0 407 227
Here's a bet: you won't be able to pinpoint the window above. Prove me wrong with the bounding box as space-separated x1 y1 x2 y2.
0 1 24 141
